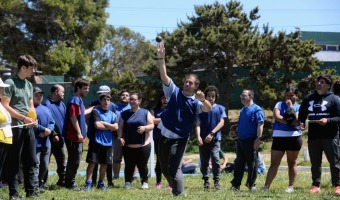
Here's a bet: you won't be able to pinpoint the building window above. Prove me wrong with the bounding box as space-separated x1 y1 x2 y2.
318 45 326 50
327 45 337 51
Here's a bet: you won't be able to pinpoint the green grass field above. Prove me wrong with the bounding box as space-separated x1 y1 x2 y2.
0 170 337 199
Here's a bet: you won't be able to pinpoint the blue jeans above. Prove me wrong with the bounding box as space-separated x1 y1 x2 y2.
159 137 187 196
34 147 51 187
199 140 221 181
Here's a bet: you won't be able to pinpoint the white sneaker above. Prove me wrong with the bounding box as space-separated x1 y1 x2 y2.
142 182 149 189
260 186 269 191
285 186 294 193
124 182 131 189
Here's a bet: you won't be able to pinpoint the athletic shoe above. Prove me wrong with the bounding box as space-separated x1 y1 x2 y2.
97 184 108 191
229 186 240 191
142 182 149 189
309 186 321 194
124 182 131 189
108 182 114 187
335 186 340 195
156 182 162 189
214 181 220 190
260 186 269 191
285 186 294 193
84 184 92 191
166 185 172 191
249 186 256 191
203 180 210 189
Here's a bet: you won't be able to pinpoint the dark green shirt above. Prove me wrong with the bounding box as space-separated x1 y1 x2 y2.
4 74 33 126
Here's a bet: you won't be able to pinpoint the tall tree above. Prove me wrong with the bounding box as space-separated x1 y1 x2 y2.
0 0 108 78
90 26 155 81
157 0 322 109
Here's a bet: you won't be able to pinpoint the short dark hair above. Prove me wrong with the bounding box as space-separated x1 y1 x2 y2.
204 85 219 99
317 74 332 88
130 92 142 99
99 93 111 101
333 80 340 95
74 78 90 92
285 85 300 97
17 55 37 70
120 89 130 96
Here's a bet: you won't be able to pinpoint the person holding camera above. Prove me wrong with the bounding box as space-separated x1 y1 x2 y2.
261 86 302 193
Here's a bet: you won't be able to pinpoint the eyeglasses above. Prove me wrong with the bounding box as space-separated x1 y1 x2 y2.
129 98 138 101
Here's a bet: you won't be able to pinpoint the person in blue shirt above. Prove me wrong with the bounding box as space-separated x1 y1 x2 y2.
261 86 302 193
151 93 168 189
229 89 264 191
84 93 118 191
89 85 117 187
42 84 66 187
195 85 227 190
156 41 212 196
118 92 154 189
113 90 131 180
32 87 55 193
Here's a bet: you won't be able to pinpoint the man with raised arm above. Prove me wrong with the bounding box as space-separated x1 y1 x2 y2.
156 42 212 196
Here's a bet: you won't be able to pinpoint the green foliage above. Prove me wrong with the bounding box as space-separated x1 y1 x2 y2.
90 26 155 82
0 0 108 77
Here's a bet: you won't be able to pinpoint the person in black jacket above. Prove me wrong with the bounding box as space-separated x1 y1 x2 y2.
298 74 340 195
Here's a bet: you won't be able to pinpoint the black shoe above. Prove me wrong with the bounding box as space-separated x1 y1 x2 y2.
56 180 65 187
26 192 39 198
203 180 210 189
67 184 82 191
214 181 220 190
9 195 22 200
108 182 114 187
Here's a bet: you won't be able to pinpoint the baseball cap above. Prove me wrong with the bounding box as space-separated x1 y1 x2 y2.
33 86 45 94
0 78 9 88
97 85 111 94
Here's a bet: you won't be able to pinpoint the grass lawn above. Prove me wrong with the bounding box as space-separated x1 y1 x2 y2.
0 171 338 199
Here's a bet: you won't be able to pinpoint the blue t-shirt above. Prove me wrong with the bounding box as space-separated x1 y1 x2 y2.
34 104 55 148
90 100 117 113
237 103 264 140
272 101 300 132
197 104 227 141
92 107 116 146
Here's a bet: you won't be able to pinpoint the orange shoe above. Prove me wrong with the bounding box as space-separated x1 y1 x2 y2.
309 186 321 194
335 186 340 195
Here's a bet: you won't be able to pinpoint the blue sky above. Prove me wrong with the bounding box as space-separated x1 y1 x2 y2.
107 0 340 42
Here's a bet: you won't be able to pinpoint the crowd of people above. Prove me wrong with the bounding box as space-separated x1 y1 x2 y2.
0 48 339 199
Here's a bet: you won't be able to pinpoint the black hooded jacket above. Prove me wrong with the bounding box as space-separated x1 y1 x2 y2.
299 90 340 139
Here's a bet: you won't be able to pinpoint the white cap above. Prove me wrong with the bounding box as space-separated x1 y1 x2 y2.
97 85 111 94
0 78 9 88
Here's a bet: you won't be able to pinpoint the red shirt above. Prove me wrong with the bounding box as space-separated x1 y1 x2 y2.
65 103 86 142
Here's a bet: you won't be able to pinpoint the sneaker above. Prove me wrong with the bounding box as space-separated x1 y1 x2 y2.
97 184 108 191
203 180 210 189
214 181 220 190
108 182 114 187
36 187 46 193
142 182 149 189
229 186 240 191
124 182 131 189
56 180 65 187
260 186 270 191
335 186 340 195
156 182 162 189
285 186 294 193
166 185 172 191
84 184 92 191
309 186 321 194
249 186 256 191
70 184 82 191
10 195 22 200
26 192 39 198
